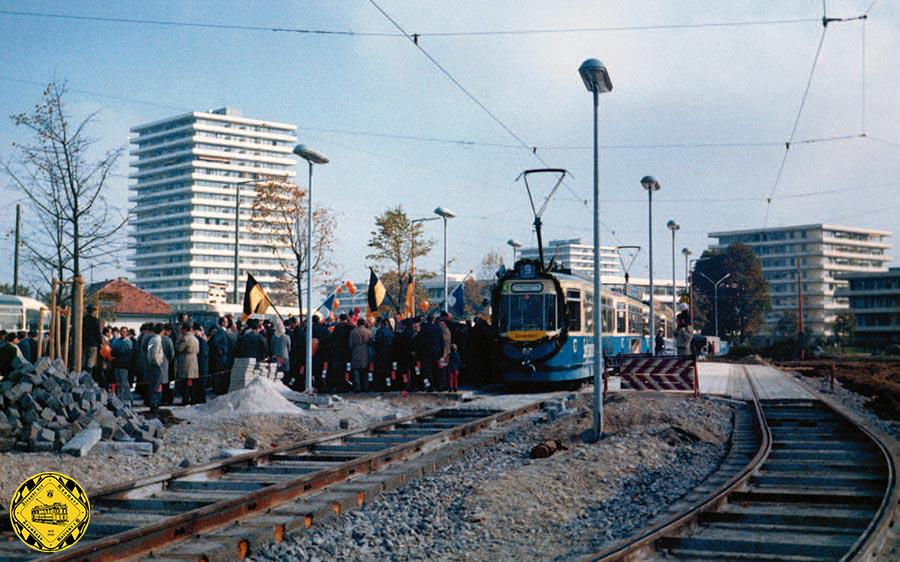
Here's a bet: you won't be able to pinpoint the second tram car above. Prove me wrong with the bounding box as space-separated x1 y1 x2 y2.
492 259 656 384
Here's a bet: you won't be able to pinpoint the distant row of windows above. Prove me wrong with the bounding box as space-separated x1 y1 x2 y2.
848 277 900 291
856 313 900 327
850 296 900 309
719 230 810 245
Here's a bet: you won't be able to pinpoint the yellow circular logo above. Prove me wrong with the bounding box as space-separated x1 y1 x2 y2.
9 472 90 552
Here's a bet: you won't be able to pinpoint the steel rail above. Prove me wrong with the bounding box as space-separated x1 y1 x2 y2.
31 400 545 562
585 365 897 561
781 367 898 562
582 366 771 561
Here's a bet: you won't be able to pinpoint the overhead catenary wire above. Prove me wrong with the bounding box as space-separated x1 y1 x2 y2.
366 0 594 212
763 27 829 227
0 9 823 38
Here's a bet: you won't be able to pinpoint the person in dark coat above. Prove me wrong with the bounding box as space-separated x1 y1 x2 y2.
82 303 102 375
311 316 329 391
413 317 436 391
654 328 665 355
208 317 230 394
467 317 492 387
17 330 38 364
110 327 133 404
373 318 395 391
235 319 267 362
328 314 353 392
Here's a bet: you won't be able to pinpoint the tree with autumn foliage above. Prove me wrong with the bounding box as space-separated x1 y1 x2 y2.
250 179 337 312
366 206 434 306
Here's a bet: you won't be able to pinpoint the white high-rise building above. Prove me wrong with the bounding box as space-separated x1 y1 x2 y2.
709 224 892 336
519 238 621 276
129 107 297 306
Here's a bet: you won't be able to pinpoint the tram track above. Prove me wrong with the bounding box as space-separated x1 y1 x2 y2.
587 367 898 561
0 399 548 561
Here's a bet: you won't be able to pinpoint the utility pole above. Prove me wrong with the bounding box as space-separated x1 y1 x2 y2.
13 204 20 295
797 260 805 360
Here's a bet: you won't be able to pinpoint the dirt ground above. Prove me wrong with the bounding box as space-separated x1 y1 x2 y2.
778 359 900 420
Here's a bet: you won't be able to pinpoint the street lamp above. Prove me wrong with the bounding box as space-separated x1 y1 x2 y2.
293 143 329 395
434 207 456 312
579 57 612 442
410 216 441 315
667 220 680 332
640 175 661 354
507 239 523 265
230 173 277 305
688 257 708 326
699 272 731 340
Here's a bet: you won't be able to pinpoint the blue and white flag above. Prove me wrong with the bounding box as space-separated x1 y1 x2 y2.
320 293 337 312
447 283 465 317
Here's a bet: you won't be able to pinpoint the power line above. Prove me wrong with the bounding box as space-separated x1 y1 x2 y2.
366 0 593 210
764 27 829 226
0 9 398 36
422 18 822 37
0 77 190 111
0 9 822 38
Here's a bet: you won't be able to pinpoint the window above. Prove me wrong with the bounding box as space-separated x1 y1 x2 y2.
567 289 582 332
500 294 557 332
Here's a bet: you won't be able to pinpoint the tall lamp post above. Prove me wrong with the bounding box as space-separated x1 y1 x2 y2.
293 144 329 395
688 257 708 326
434 207 456 312
410 216 441 315
699 272 731 340
667 220 680 331
579 57 612 441
507 239 522 265
230 173 274 305
640 176 661 354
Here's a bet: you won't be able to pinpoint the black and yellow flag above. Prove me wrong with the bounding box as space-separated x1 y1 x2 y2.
366 268 387 317
242 273 271 321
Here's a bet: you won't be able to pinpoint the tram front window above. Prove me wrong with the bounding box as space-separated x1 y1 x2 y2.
501 294 557 332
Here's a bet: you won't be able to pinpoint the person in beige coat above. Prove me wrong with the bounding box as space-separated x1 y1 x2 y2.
175 323 201 405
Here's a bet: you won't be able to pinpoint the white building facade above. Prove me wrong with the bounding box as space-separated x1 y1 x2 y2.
129 107 297 306
709 224 892 337
519 238 621 276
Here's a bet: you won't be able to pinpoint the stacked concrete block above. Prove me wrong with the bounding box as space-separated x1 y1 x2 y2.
228 358 256 391
0 358 164 455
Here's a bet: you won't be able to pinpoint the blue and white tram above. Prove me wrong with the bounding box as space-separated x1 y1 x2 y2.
492 260 653 384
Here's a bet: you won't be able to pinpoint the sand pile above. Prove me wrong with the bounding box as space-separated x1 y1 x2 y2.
179 377 303 418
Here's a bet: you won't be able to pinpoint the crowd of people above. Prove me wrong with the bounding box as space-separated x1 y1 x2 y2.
0 304 497 413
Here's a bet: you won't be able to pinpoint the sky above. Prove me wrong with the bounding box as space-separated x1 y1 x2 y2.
1 0 898 295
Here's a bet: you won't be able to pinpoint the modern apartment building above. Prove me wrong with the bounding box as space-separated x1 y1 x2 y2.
838 267 900 345
129 107 297 306
709 224 892 337
519 238 686 307
519 238 621 276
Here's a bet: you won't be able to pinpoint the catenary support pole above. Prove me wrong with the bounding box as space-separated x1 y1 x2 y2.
13 204 20 295
305 162 314 394
591 88 604 439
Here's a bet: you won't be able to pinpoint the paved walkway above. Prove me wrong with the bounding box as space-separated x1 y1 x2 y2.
698 362 813 400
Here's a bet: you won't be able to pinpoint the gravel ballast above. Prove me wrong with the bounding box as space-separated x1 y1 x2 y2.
251 392 734 562
0 393 452 502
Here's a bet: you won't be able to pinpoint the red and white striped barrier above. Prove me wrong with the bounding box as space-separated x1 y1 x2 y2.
616 355 698 396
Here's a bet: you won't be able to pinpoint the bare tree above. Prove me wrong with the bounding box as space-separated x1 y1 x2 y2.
250 179 337 313
4 81 126 305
